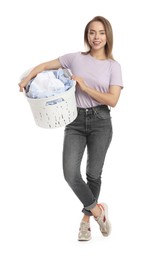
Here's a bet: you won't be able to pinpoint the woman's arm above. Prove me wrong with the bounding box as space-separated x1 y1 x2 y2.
18 58 61 92
72 75 122 107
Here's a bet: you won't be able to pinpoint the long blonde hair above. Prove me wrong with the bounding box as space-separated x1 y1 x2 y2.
84 16 114 59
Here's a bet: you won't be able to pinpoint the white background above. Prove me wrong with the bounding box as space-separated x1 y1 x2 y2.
0 0 155 259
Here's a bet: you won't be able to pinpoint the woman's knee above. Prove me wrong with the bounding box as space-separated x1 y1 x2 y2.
87 172 101 184
63 165 78 186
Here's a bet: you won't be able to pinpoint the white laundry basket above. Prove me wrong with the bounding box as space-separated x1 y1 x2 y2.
25 83 77 129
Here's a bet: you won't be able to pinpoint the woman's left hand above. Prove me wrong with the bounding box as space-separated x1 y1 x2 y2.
72 75 88 92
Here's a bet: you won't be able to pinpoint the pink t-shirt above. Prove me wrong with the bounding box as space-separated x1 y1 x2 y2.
59 52 123 108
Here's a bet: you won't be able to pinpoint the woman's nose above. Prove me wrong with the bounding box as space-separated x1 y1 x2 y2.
94 33 99 39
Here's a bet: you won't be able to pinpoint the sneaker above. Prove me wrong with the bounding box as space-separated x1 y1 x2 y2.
78 220 91 241
94 203 111 237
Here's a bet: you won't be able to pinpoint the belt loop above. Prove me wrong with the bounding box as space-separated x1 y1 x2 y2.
77 107 80 114
92 107 96 115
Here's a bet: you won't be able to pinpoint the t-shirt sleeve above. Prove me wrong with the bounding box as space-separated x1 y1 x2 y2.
110 61 123 88
58 53 76 69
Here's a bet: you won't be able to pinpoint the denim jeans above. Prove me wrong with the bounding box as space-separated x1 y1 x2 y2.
62 105 113 216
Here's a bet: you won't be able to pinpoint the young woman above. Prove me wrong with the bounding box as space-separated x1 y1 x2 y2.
19 16 123 241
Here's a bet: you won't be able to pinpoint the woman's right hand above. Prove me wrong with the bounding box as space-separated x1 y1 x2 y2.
18 78 29 92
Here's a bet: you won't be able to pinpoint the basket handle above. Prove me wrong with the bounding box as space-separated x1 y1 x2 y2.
46 98 64 106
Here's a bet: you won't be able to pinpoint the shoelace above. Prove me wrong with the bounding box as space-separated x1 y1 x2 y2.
80 222 90 232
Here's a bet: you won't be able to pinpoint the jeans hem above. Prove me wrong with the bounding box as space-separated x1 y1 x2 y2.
85 201 97 210
82 201 97 216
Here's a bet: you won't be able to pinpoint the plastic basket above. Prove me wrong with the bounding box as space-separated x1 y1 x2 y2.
25 83 77 129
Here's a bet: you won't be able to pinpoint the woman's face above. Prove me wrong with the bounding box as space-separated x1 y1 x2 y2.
87 21 106 51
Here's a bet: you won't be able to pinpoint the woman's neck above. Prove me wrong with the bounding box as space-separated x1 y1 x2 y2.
90 49 106 60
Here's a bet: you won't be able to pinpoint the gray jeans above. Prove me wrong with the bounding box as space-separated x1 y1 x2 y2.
62 105 113 216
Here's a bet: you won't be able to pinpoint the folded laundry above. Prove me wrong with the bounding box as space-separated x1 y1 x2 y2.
25 68 74 99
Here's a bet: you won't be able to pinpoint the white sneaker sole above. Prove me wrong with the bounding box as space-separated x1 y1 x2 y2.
78 236 92 241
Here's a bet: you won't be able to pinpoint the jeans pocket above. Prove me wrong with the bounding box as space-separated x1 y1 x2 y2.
94 107 111 120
